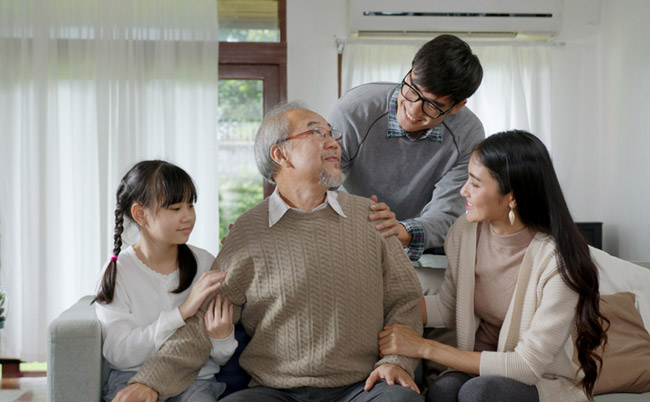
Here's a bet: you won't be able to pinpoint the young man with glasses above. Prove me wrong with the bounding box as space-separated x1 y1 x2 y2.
113 103 424 402
330 35 484 281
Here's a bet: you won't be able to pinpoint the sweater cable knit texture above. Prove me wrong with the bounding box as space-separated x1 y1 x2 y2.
131 192 423 400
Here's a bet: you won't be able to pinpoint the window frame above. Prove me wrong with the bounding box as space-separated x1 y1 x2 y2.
218 0 286 197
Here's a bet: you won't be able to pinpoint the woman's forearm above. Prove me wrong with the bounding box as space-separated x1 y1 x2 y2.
378 323 480 375
423 339 481 375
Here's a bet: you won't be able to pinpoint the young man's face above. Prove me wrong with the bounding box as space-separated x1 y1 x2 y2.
395 70 465 137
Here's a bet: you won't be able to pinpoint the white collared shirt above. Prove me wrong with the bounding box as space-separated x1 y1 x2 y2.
268 188 347 227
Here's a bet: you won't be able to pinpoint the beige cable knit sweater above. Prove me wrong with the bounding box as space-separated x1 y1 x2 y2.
131 191 423 400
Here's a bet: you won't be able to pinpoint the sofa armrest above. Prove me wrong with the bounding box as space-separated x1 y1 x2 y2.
47 295 108 402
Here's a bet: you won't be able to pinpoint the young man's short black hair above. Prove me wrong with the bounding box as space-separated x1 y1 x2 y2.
411 34 483 104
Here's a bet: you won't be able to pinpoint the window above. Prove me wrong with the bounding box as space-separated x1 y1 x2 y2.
218 0 280 43
217 0 286 237
217 79 264 240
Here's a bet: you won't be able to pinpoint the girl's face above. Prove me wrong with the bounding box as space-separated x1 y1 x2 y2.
142 200 196 246
460 153 514 231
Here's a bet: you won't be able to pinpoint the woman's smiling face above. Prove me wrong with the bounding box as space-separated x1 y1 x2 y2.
460 152 514 230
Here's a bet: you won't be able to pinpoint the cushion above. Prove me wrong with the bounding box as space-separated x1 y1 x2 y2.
577 292 650 394
591 247 650 329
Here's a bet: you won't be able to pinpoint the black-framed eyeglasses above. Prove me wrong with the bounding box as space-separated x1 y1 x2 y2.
400 69 456 119
278 126 343 143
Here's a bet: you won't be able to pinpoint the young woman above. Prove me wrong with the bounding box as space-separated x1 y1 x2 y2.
379 131 607 402
94 160 236 401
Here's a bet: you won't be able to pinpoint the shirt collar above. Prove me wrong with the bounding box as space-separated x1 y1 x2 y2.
387 86 443 142
268 188 347 227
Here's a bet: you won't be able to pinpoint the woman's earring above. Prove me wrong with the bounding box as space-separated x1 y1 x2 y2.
508 208 516 226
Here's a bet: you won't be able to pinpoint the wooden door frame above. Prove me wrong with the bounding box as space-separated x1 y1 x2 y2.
218 0 287 113
218 65 283 197
219 65 282 115
218 0 286 197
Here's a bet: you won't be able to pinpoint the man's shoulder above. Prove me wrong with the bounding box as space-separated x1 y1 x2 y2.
341 82 397 100
231 198 270 227
334 191 380 225
332 83 397 117
187 244 215 267
335 190 372 209
444 105 485 145
217 199 270 258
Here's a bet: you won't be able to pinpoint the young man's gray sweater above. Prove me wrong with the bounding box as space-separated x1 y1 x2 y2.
329 82 484 255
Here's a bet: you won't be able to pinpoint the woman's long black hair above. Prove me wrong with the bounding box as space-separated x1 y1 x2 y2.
474 130 607 400
93 160 198 304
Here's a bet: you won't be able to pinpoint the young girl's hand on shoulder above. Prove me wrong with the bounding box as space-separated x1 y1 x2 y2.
178 270 227 320
203 293 234 339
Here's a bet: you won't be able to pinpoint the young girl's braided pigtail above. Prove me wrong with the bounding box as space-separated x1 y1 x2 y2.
93 187 126 304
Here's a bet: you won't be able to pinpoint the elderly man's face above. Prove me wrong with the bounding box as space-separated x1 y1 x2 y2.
282 109 344 187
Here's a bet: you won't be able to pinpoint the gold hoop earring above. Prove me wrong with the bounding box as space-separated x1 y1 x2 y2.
508 208 516 226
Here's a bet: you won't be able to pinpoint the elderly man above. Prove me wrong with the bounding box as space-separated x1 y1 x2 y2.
113 102 423 402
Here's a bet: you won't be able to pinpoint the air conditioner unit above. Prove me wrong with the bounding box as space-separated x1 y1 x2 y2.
348 0 562 39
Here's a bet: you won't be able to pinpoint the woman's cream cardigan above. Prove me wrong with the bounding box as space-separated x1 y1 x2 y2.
424 215 588 402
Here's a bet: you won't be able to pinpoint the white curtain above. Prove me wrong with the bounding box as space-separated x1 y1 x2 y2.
340 40 553 148
0 0 219 362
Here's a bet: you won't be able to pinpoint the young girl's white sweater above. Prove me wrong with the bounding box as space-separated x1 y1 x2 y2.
95 244 237 378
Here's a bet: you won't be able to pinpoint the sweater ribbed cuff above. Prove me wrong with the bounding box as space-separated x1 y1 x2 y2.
375 355 419 378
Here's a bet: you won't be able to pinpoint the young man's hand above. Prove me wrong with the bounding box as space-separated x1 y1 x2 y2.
369 195 412 246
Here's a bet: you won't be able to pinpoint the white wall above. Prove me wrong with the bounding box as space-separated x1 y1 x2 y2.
287 0 650 261
598 0 650 259
286 0 347 116
553 0 650 260
552 0 603 228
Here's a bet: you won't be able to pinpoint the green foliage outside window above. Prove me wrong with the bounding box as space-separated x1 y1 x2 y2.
217 78 264 244
219 29 279 43
219 172 264 241
218 80 263 142
218 80 263 125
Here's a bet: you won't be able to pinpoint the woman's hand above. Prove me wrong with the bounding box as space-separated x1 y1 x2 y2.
381 324 482 375
379 324 428 359
203 294 234 339
178 270 227 320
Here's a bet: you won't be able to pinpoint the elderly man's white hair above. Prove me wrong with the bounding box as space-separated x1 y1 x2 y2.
254 101 309 184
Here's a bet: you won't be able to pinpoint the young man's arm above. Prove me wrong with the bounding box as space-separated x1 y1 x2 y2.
403 116 485 259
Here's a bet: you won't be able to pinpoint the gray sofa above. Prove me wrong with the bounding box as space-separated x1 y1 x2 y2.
48 295 109 401
48 260 650 401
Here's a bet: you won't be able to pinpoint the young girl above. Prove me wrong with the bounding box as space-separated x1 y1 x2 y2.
94 160 237 402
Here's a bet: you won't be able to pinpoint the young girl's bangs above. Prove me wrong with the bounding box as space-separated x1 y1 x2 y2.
154 164 197 208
